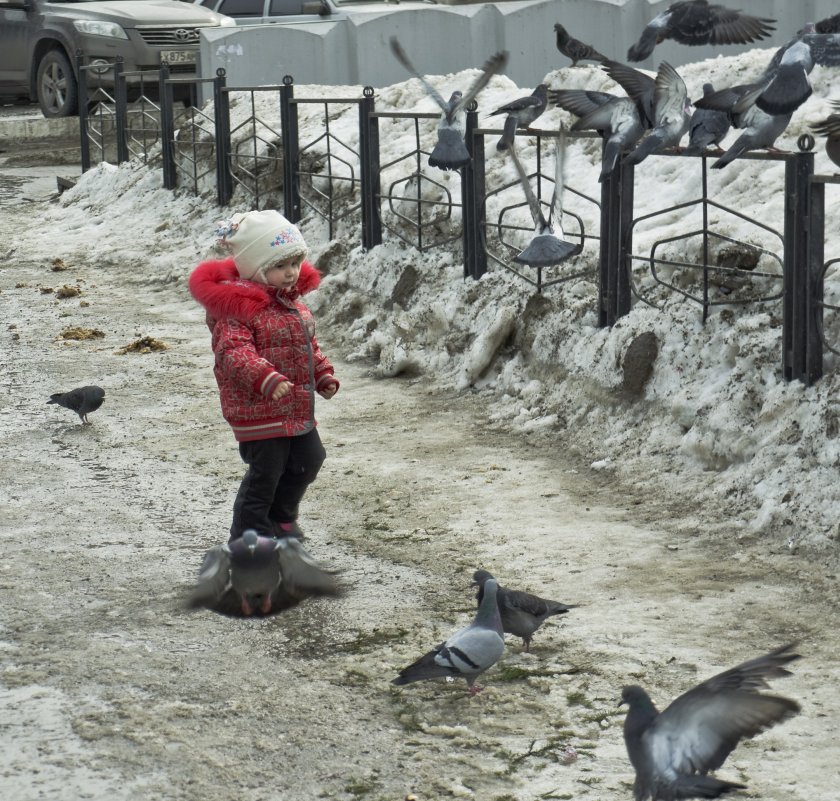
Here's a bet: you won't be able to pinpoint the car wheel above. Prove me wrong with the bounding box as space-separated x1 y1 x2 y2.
36 50 79 118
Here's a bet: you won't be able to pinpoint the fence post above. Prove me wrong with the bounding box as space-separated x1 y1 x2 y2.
76 51 91 173
113 57 129 164
599 156 634 325
463 103 486 280
159 64 176 189
359 86 382 249
783 138 816 383
808 173 825 385
279 76 301 222
213 69 232 206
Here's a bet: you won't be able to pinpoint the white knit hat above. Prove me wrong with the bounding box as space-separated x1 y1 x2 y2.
215 210 308 282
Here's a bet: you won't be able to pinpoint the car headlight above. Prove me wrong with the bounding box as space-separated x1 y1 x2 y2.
73 20 129 39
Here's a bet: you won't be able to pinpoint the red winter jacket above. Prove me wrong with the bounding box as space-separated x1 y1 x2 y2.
188 257 338 442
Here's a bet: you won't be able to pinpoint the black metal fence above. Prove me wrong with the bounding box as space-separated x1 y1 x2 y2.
76 65 837 387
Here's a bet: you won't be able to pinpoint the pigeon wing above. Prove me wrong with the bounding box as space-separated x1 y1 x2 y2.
602 61 657 126
186 544 232 609
804 32 840 67
551 89 616 119
507 141 549 233
275 538 341 599
653 61 687 126
389 36 448 112
668 4 775 47
453 50 508 116
816 12 840 34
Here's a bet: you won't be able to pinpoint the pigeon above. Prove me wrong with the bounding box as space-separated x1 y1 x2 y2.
816 12 840 35
811 101 840 169
622 643 801 801
551 87 648 181
618 61 692 166
46 385 105 425
388 38 508 170
187 529 341 618
472 569 576 651
627 1 776 63
683 82 731 155
392 577 504 693
505 134 579 266
554 23 608 67
489 84 549 152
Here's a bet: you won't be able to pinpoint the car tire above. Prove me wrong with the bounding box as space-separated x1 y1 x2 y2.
36 49 79 118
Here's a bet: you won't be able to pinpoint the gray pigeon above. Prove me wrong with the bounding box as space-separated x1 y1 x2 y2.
392 577 505 693
622 643 801 801
506 134 579 267
389 38 508 170
551 87 647 181
187 529 341 618
472 569 576 651
554 23 608 67
47 385 105 425
621 62 692 166
490 84 549 152
627 1 775 63
683 82 731 155
811 101 840 169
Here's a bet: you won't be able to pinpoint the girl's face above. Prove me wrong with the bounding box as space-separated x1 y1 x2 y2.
265 257 302 290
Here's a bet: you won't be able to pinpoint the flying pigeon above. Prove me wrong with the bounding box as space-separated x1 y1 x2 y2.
489 84 549 152
683 82 731 155
627 1 776 63
472 569 577 651
46 385 105 425
618 62 692 166
187 529 341 618
811 101 840 169
554 23 608 67
392 577 504 693
389 38 508 170
622 643 801 801
551 87 647 181
505 134 579 267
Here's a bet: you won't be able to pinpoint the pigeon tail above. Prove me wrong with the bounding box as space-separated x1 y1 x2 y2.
513 235 578 267
712 135 751 169
624 132 664 166
496 115 518 151
429 128 471 170
671 775 747 799
599 139 622 181
391 649 457 685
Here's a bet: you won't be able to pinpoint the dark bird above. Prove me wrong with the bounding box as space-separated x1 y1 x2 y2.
627 1 775 63
554 23 608 67
187 529 341 618
489 83 549 151
617 61 692 166
551 87 648 181
811 101 840 169
683 82 731 155
472 569 577 651
816 12 840 35
622 643 801 801
392 577 504 693
47 385 105 425
389 37 508 170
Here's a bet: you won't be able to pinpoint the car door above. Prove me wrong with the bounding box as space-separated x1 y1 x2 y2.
0 0 37 91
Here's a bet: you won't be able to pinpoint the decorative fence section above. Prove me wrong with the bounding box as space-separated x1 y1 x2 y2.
77 69 838 386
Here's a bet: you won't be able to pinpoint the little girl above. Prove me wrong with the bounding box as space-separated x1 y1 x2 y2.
189 210 338 541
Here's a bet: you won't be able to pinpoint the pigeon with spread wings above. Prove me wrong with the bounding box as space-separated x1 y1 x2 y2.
389 37 507 170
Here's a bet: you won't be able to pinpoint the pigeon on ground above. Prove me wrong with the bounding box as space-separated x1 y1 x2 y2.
683 82 731 155
554 23 608 67
505 134 579 267
489 84 549 151
816 12 840 35
392 577 505 693
389 38 508 170
187 529 341 618
811 101 840 169
551 87 648 181
472 569 576 651
622 643 801 801
46 385 105 425
617 61 692 166
627 1 775 63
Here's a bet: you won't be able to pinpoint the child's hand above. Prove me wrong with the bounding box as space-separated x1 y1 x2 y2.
271 381 293 400
319 384 337 400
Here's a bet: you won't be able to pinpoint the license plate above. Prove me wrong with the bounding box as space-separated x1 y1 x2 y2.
160 50 197 64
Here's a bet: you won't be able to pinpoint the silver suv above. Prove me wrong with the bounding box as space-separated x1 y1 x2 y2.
0 0 235 117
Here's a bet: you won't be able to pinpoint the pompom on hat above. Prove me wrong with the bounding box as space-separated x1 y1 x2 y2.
215 210 308 283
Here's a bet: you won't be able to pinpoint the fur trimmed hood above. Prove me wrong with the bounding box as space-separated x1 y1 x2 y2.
189 257 322 323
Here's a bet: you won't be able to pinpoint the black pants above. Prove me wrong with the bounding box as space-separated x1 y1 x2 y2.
230 429 326 541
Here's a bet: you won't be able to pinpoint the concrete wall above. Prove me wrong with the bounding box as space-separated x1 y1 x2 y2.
197 0 840 101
